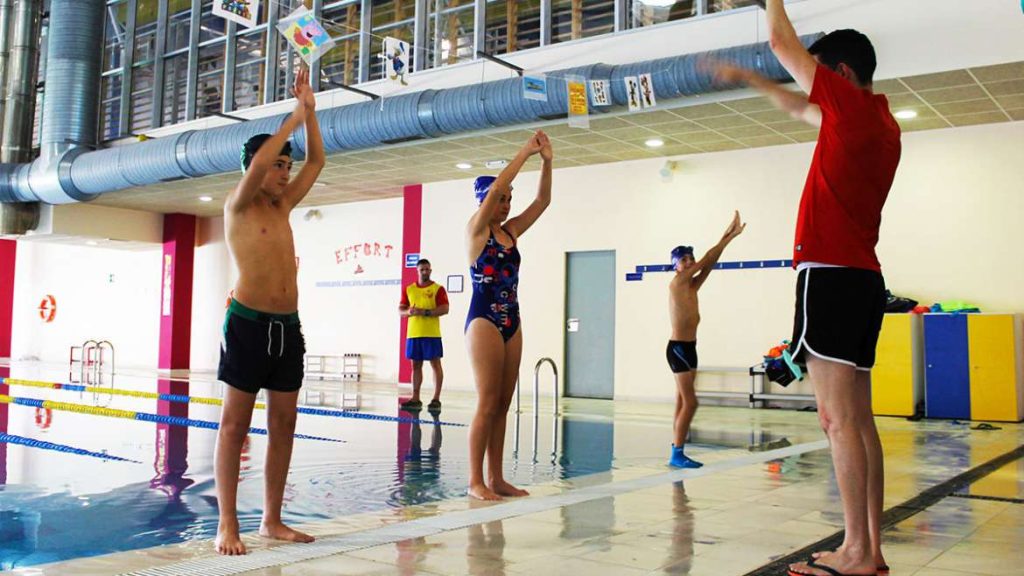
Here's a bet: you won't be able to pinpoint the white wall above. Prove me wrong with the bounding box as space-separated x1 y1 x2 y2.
412 121 1024 400
189 216 234 372
187 204 406 379
291 199 405 382
10 242 162 368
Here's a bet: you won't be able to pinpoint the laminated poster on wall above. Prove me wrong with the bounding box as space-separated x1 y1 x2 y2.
566 75 590 129
277 6 336 65
213 0 261 29
523 73 548 102
639 73 657 108
589 79 610 107
383 37 411 86
624 75 642 112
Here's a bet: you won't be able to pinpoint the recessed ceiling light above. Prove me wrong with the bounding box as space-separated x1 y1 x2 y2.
645 138 665 148
198 195 213 202
455 162 473 170
894 110 918 120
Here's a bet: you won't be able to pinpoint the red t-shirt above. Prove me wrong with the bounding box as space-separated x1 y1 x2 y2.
794 65 902 272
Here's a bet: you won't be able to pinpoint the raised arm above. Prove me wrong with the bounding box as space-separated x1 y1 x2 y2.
714 62 821 127
764 0 818 94
692 211 746 290
226 103 306 214
466 132 544 238
505 131 552 239
282 67 325 209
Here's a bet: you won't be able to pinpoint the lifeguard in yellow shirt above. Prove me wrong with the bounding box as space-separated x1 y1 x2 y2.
399 258 449 412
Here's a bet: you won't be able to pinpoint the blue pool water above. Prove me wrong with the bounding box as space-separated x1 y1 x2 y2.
0 364 780 569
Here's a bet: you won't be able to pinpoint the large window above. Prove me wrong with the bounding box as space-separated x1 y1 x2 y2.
100 0 129 140
321 0 363 86
552 0 615 44
130 0 160 134
234 28 267 110
485 0 541 55
163 53 189 125
167 0 193 52
426 0 475 69
196 43 226 118
89 0 766 139
368 0 416 81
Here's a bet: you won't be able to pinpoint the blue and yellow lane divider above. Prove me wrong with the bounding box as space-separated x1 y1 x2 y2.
0 377 466 427
0 394 343 443
0 432 141 463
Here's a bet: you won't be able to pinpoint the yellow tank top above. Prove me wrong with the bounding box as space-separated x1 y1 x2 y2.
406 282 444 338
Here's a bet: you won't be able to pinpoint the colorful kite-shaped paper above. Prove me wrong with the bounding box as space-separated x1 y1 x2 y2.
277 6 336 65
214 0 261 29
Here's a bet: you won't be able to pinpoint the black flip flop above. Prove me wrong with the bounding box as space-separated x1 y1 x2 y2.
788 560 877 576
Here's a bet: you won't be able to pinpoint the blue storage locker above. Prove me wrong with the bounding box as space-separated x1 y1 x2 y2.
924 314 971 419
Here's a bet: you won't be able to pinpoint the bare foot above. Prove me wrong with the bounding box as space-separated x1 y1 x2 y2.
468 483 503 501
490 480 529 498
215 519 247 555
259 520 315 543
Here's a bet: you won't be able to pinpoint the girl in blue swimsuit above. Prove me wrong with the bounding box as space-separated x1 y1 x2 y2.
464 131 552 501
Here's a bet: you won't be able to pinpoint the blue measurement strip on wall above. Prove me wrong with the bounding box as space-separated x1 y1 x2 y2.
627 259 793 281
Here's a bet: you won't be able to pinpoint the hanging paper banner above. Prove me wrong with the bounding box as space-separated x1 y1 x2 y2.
639 73 657 108
383 37 411 86
523 73 548 102
277 6 336 65
624 76 643 112
566 75 590 129
214 0 261 29
589 79 610 107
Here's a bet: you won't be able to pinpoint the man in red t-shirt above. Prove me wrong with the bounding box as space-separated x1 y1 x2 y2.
714 2 901 576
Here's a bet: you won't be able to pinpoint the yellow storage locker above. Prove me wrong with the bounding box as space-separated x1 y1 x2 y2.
967 314 1024 422
872 314 923 417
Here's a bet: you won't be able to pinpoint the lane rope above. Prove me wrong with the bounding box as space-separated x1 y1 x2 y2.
0 377 466 427
0 432 141 463
0 394 343 443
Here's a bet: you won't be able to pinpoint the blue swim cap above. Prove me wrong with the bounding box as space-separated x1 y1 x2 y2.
474 176 497 204
671 245 694 266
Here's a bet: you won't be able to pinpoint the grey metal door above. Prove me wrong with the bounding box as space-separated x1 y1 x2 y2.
565 251 615 399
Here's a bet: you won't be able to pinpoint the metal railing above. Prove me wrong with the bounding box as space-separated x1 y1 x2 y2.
512 357 561 463
69 339 115 386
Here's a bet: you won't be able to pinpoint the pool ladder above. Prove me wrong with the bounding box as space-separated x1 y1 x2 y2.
512 357 561 464
69 339 115 386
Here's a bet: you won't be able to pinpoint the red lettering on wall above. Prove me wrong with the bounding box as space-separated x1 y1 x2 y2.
332 241 396 264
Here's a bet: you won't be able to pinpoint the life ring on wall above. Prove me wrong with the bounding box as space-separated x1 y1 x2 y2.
34 407 53 429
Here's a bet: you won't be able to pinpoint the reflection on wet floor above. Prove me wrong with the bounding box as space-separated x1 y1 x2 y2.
1 361 1022 575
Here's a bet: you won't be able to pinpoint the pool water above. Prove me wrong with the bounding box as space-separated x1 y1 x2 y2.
0 363 788 569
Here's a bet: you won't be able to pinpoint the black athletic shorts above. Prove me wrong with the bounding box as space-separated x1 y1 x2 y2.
789 267 886 371
666 340 698 374
218 300 305 394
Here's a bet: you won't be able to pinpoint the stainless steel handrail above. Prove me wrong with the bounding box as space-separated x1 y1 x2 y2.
511 358 561 463
532 358 559 463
